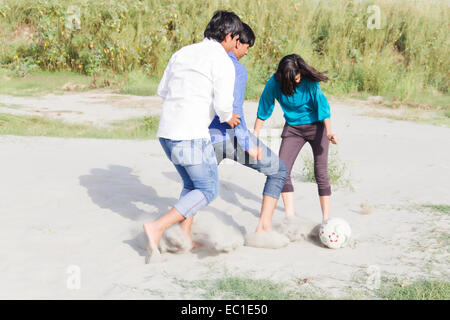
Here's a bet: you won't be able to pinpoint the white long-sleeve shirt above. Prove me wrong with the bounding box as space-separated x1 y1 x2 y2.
156 38 235 140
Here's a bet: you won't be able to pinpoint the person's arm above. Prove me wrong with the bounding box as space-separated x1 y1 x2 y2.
231 65 254 151
253 117 265 137
157 56 173 100
313 82 338 144
255 76 277 137
212 58 240 128
323 118 338 144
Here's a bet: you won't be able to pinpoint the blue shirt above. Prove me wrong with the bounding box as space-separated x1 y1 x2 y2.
257 75 331 125
209 52 253 151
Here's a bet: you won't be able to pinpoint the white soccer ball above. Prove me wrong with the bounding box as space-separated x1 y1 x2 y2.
319 218 351 249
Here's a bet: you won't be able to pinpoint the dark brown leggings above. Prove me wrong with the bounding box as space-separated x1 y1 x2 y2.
279 121 331 196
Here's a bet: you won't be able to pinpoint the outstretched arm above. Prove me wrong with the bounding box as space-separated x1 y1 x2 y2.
231 65 253 151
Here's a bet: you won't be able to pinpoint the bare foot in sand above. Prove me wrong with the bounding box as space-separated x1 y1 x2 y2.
191 240 203 249
179 219 204 250
255 222 272 233
143 222 164 263
181 227 203 249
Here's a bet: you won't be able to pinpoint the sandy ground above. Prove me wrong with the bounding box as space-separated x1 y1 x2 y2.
0 91 163 126
0 91 449 299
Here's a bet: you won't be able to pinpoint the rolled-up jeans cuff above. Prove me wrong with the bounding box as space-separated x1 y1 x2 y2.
174 189 208 218
262 191 281 200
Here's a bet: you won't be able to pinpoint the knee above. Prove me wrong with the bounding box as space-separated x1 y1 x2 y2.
314 164 328 181
203 180 219 204
270 159 288 182
279 159 288 179
266 158 288 178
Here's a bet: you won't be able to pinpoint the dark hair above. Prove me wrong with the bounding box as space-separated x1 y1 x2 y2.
275 54 329 96
238 23 255 47
204 10 243 42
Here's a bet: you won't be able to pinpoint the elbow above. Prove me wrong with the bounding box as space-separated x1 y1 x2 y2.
256 115 268 121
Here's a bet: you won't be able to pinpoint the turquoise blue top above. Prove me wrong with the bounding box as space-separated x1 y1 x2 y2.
257 75 331 125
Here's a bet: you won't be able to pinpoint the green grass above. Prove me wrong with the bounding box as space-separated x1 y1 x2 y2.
0 112 159 139
178 275 450 300
0 0 448 107
180 276 327 300
364 108 450 127
0 103 23 109
120 70 159 96
377 279 450 300
173 272 450 300
301 147 354 190
0 69 93 96
0 68 158 97
420 204 450 215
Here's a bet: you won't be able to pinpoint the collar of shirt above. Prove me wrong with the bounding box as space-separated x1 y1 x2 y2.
228 51 238 62
202 37 227 52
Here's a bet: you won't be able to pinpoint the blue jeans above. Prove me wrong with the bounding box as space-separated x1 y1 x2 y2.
212 131 287 199
159 138 219 218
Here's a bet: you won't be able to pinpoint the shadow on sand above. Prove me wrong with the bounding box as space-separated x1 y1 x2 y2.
79 165 251 259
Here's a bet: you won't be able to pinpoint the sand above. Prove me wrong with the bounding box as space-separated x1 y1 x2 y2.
0 92 449 299
0 92 162 127
244 231 290 249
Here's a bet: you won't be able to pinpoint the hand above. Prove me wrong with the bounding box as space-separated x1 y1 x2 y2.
247 146 263 161
227 113 241 128
253 129 260 137
327 133 339 144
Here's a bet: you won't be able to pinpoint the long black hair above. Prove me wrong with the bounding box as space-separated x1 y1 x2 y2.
275 54 329 96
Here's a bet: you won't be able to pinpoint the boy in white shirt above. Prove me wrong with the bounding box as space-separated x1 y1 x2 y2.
143 11 242 263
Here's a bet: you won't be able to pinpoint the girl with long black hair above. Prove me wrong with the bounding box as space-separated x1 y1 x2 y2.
254 54 339 228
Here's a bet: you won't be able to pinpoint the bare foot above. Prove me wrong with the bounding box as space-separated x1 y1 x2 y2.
255 223 272 233
179 222 203 250
143 222 163 263
191 240 203 249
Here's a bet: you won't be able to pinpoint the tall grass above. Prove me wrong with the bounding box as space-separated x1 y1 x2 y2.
301 147 354 190
0 0 448 103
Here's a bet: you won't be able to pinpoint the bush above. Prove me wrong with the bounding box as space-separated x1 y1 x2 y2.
0 0 448 102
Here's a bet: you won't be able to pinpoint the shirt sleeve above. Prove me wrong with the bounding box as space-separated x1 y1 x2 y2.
232 66 253 151
212 57 234 123
157 56 173 100
312 81 331 121
257 76 277 121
